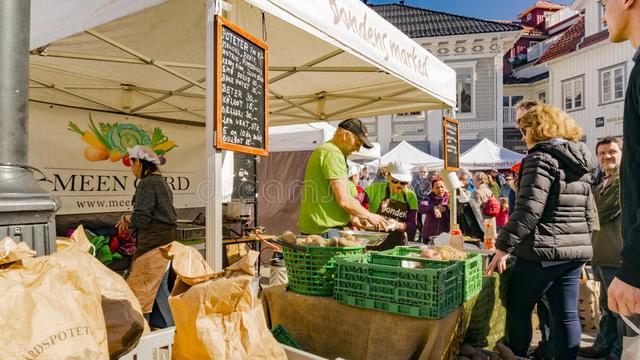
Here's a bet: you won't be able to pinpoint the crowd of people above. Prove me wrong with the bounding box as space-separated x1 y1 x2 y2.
350 162 512 243
296 4 640 358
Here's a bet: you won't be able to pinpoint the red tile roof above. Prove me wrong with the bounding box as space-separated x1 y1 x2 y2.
522 25 546 36
518 1 565 19
579 29 609 49
536 16 585 64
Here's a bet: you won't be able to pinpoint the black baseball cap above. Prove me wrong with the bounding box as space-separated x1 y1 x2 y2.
338 118 373 149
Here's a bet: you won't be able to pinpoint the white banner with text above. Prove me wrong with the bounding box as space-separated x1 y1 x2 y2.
29 103 207 214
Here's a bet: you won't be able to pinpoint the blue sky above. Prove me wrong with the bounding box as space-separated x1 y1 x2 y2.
367 0 574 22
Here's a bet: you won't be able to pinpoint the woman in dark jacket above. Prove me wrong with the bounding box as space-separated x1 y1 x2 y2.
117 145 177 329
486 105 596 359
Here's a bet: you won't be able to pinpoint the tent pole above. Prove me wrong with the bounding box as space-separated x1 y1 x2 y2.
205 0 223 270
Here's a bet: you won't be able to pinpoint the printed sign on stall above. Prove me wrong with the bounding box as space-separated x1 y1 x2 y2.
29 103 206 215
214 15 269 157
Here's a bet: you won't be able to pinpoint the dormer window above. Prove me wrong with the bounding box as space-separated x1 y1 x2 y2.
599 1 608 30
527 13 532 21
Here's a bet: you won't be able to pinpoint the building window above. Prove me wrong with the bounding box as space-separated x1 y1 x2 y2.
599 2 608 31
527 13 532 21
537 91 546 102
503 95 523 107
453 64 476 116
562 76 584 111
396 111 423 117
600 64 626 104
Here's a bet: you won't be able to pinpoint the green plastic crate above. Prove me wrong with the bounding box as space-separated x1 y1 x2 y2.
375 247 483 301
271 324 301 349
333 252 462 319
282 245 364 296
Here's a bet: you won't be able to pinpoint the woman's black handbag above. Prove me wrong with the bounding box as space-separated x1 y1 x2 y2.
457 198 485 239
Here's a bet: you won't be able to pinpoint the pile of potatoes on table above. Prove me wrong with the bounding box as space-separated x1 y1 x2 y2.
280 231 362 248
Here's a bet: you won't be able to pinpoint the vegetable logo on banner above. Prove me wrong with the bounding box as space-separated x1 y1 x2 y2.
68 114 178 166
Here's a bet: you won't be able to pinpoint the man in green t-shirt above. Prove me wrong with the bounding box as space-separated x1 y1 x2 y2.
298 118 387 236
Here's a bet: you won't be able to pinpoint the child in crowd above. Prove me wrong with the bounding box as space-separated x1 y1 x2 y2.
496 197 509 231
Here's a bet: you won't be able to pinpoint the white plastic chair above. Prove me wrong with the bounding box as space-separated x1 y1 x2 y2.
119 326 175 360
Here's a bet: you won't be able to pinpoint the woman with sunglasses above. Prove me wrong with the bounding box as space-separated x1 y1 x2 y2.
420 176 450 242
359 161 418 249
486 104 595 359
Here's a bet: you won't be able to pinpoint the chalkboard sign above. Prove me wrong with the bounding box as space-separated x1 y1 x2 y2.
232 152 257 201
443 117 460 171
215 16 269 156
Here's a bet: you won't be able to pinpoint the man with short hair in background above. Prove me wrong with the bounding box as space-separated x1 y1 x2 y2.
358 166 373 189
579 137 625 360
602 0 640 318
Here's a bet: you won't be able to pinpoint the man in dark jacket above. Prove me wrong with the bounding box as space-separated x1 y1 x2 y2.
602 0 640 317
579 137 625 360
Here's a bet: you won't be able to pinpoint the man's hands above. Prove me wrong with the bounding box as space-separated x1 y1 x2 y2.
485 249 509 276
364 213 389 230
608 277 640 316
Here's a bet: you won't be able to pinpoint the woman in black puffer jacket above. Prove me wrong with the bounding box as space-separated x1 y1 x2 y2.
486 104 596 359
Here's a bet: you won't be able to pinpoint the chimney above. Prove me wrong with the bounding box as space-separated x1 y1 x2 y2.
399 0 405 4
0 0 58 255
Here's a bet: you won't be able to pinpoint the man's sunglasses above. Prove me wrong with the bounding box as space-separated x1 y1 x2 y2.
390 178 408 186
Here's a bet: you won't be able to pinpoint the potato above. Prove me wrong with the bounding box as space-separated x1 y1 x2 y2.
471 352 487 360
338 238 359 247
325 237 338 247
494 343 516 360
345 234 356 242
295 238 307 246
459 344 475 358
457 357 471 360
306 235 325 247
281 231 297 245
487 352 501 360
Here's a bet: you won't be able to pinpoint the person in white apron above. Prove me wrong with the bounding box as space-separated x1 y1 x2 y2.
360 161 418 250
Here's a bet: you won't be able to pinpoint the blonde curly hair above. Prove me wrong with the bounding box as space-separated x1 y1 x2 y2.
518 104 584 143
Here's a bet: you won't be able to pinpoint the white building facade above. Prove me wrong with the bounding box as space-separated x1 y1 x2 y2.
545 0 632 151
361 3 521 157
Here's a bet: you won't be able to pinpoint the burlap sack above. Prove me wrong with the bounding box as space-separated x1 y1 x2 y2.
69 227 147 359
578 267 600 331
168 247 285 360
0 238 109 360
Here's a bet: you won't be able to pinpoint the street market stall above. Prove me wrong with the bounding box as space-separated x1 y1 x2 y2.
28 0 456 270
15 0 502 359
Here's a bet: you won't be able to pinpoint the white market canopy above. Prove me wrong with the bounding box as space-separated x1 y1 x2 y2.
269 122 337 152
269 122 380 160
29 0 456 126
460 138 525 170
349 143 381 161
367 140 443 169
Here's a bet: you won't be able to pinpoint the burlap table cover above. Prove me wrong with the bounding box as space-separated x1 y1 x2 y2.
262 285 463 360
